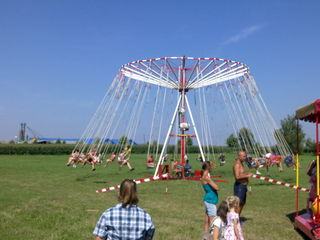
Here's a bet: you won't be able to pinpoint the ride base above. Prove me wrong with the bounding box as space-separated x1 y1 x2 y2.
295 212 320 240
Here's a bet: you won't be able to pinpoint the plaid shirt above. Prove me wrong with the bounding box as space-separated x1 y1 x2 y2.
93 203 155 240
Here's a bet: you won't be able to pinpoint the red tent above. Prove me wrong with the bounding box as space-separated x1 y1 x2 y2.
295 99 320 239
296 99 320 123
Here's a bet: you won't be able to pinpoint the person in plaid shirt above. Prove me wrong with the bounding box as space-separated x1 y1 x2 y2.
93 179 155 240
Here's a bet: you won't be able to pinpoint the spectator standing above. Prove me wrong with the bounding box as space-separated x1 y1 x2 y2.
233 151 253 215
201 161 220 232
93 179 155 240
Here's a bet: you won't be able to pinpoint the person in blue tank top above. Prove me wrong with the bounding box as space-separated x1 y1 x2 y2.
201 161 220 232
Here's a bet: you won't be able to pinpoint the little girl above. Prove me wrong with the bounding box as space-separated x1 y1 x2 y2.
212 200 228 240
224 196 244 240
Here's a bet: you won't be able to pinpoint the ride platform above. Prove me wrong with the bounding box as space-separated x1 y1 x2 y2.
295 212 320 240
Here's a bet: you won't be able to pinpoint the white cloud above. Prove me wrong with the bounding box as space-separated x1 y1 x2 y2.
222 24 265 46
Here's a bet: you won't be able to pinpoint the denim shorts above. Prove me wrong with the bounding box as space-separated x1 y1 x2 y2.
204 201 217 216
234 181 248 205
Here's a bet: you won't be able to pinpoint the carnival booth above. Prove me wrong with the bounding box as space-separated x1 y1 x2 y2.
295 99 320 239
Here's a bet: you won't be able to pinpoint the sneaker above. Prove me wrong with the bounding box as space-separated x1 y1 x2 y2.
130 168 135 171
259 165 264 168
92 168 96 171
256 170 261 175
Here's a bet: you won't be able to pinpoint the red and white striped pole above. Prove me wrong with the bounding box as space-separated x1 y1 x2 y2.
251 174 310 193
96 174 169 193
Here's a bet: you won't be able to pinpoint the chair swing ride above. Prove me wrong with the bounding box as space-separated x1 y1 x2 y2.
73 56 293 182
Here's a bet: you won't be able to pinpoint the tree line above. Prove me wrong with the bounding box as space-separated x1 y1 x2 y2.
226 115 316 153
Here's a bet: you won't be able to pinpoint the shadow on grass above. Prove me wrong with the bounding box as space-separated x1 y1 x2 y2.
240 216 252 223
286 209 310 240
75 174 96 182
93 181 108 184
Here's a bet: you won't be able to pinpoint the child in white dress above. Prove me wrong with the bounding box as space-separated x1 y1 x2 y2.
224 196 244 240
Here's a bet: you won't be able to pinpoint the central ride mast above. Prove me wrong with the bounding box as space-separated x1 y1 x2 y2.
179 57 187 178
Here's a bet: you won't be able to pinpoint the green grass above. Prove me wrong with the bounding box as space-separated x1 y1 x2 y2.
0 153 314 239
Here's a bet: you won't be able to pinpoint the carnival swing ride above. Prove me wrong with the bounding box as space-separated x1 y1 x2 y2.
71 56 295 190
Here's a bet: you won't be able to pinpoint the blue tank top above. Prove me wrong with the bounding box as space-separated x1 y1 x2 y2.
203 184 218 204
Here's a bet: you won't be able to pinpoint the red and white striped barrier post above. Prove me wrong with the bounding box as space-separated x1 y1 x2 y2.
251 174 310 193
96 174 169 193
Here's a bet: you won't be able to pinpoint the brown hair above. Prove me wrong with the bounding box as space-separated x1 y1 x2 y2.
201 161 212 176
119 179 139 208
217 200 228 223
202 161 212 171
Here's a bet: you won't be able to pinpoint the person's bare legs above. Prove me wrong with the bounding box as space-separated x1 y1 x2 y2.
204 215 214 232
104 159 110 167
278 162 283 172
82 161 87 168
91 162 96 171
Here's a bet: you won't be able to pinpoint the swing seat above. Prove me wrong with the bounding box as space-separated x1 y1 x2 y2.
245 157 257 168
194 170 201 177
147 163 155 168
285 156 294 167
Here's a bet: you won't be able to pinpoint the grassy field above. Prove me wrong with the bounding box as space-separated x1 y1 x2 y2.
0 153 314 239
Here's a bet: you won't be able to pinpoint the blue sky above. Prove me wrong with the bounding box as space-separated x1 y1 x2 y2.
0 0 319 142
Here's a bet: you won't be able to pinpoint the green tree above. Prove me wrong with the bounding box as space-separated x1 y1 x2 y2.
226 134 238 148
305 138 315 153
94 137 101 144
186 137 193 146
55 139 61 144
119 136 128 145
280 115 305 152
238 128 256 152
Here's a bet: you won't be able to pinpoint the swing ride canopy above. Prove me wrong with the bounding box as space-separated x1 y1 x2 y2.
296 99 320 122
74 56 293 161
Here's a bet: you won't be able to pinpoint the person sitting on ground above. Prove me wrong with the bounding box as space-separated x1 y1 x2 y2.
93 179 155 240
104 152 116 167
219 153 226 166
184 159 193 177
146 155 155 168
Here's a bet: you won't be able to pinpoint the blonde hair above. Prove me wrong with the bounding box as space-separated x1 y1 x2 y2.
119 179 139 208
226 196 240 210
